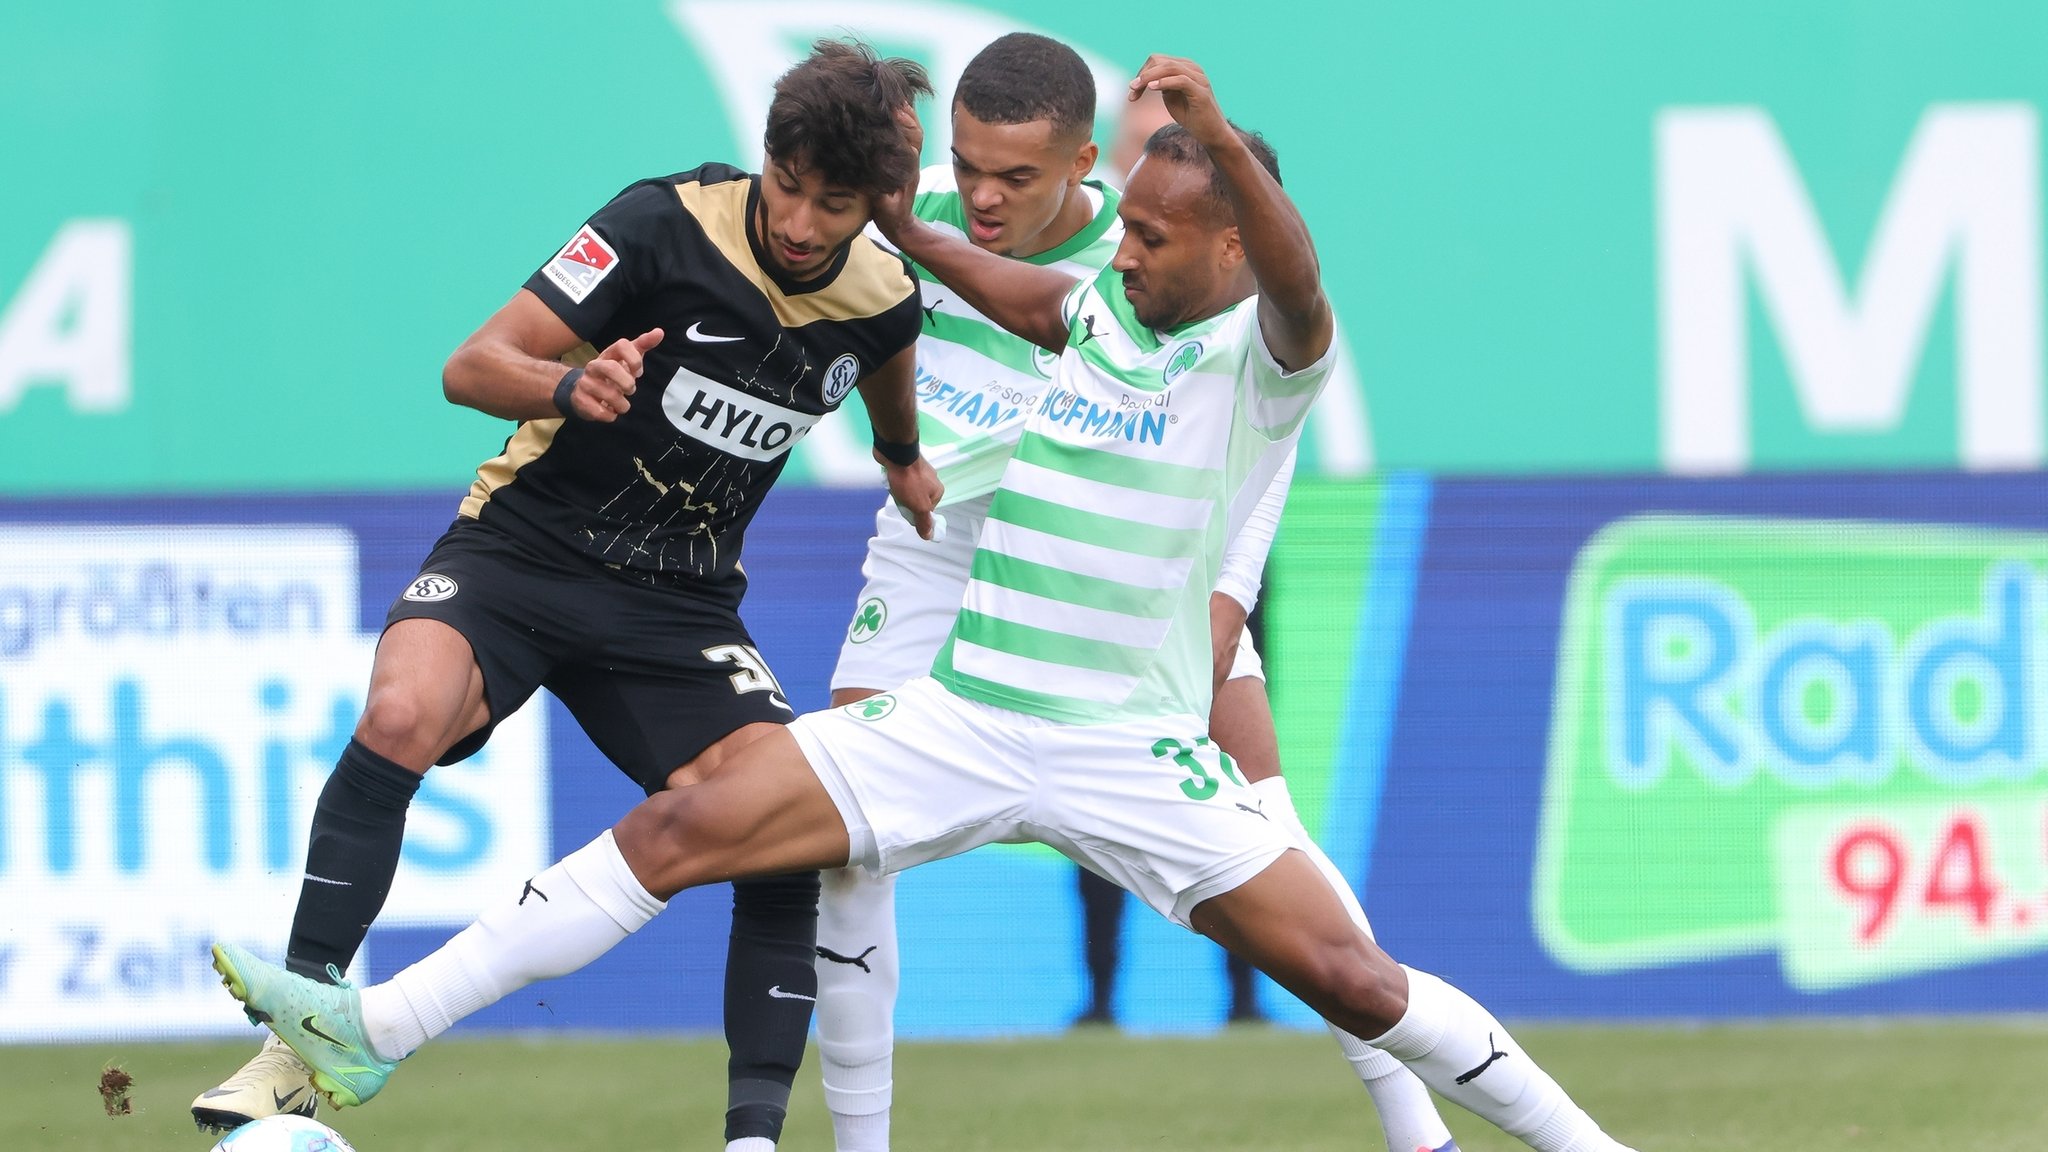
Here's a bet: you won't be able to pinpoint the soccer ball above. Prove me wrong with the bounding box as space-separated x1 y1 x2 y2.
208 1114 356 1152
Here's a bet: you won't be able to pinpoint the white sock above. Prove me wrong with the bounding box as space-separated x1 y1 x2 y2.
1254 778 1456 1152
829 1111 889 1152
725 1140 776 1152
1371 968 1633 1152
1330 1030 1455 1152
816 866 899 1152
360 830 666 1060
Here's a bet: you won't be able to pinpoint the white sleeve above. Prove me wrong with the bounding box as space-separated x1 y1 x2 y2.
1242 302 1338 440
1214 446 1298 612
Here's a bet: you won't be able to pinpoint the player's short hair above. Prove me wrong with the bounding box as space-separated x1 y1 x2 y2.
1140 122 1281 224
953 32 1096 141
765 38 934 196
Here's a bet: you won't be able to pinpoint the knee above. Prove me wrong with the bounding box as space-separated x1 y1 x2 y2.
354 689 439 766
614 789 721 892
1303 938 1407 1031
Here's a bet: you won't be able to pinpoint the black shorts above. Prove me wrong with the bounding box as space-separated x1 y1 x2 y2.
386 517 793 792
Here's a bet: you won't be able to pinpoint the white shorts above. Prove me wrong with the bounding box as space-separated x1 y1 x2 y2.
791 676 1292 927
830 494 990 692
830 492 1263 690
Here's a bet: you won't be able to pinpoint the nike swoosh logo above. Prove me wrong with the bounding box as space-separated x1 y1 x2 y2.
766 986 816 1002
686 321 743 343
273 1087 304 1111
300 1014 349 1051
302 874 352 887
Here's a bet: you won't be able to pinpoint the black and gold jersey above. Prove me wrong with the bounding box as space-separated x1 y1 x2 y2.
458 163 920 605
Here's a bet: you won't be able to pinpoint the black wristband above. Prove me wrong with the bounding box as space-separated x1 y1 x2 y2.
552 366 585 420
872 432 920 467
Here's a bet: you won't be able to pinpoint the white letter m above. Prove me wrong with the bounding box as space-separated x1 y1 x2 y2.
1658 104 2041 472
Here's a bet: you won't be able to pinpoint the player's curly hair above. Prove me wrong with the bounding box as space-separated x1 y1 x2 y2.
1141 122 1281 222
955 33 1095 141
764 38 933 196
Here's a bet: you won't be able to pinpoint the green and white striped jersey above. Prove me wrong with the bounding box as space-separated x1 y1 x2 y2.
932 265 1334 725
892 165 1124 506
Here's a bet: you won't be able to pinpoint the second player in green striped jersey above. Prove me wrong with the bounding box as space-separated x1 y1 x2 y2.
880 164 1122 505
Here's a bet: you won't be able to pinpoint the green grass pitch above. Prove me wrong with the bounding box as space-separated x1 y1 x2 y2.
7 1021 2044 1150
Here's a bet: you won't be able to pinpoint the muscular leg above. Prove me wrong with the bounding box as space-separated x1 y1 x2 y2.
723 871 821 1149
1210 677 1455 1152
815 864 898 1152
362 727 853 1062
1191 854 1633 1152
197 619 495 1129
812 688 902 1152
669 724 825 1152
288 619 490 979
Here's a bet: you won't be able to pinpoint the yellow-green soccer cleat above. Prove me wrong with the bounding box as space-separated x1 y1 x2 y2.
190 1033 318 1132
211 943 397 1108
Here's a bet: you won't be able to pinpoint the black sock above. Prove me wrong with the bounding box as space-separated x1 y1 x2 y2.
1078 867 1125 1021
723 870 822 1144
285 738 423 981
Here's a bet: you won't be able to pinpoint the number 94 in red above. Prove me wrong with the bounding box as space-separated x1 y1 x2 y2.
1829 808 2043 946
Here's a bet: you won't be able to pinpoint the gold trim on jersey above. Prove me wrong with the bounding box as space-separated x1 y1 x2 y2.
461 419 561 519
458 342 596 518
675 180 913 328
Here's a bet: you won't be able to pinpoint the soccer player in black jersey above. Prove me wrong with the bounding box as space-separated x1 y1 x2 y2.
193 40 940 1152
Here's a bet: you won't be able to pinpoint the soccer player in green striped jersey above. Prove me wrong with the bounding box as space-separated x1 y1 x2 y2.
214 55 1637 1152
817 34 1129 1152
815 34 1454 1152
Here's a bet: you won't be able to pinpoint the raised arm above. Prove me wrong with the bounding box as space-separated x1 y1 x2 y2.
1132 56 1333 372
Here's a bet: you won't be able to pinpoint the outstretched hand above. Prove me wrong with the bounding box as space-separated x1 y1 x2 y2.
1129 56 1231 149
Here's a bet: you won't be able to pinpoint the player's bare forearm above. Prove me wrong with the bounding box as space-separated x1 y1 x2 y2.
888 218 1077 353
443 290 585 419
1211 137 1333 366
856 345 921 445
858 344 944 539
444 289 659 424
1133 55 1332 370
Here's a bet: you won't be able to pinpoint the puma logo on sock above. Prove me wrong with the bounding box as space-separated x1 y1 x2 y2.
1454 1032 1510 1084
816 944 879 973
